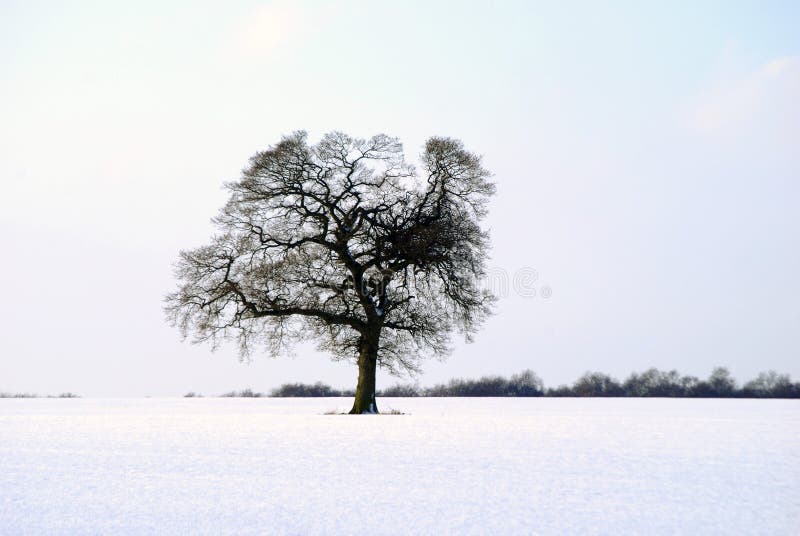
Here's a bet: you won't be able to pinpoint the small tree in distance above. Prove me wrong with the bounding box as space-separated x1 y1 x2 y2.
165 131 495 414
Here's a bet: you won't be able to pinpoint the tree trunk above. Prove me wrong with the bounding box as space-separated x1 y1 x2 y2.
349 333 379 414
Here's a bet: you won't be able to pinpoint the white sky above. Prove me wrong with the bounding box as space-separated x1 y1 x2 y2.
1 1 798 396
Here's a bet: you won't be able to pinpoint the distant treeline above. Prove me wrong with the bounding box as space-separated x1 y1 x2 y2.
205 368 800 399
214 384 349 398
0 392 79 398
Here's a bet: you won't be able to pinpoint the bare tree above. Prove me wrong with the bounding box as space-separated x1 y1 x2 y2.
165 131 495 413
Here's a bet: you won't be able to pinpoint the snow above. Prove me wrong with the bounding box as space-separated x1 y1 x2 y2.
1 398 798 534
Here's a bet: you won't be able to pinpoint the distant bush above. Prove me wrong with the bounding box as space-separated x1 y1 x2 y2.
443 376 508 396
572 372 625 397
545 385 574 397
271 382 342 397
378 384 421 397
508 370 545 396
423 370 544 397
741 371 798 398
184 392 203 398
622 369 697 397
220 388 265 397
426 376 504 397
688 367 738 398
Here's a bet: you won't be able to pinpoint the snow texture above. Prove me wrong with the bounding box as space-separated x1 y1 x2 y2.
1 398 798 535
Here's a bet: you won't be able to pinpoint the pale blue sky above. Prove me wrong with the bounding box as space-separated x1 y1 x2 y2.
1 1 798 395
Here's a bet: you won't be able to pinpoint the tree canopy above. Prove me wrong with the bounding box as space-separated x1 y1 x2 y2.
165 131 495 413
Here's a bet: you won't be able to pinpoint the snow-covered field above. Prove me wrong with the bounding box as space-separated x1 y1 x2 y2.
1 398 798 535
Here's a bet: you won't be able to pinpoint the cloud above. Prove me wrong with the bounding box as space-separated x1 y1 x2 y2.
689 55 800 137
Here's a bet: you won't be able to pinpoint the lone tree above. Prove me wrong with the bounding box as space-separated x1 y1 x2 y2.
165 131 495 413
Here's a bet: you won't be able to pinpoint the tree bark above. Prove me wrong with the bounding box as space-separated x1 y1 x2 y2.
349 332 379 414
